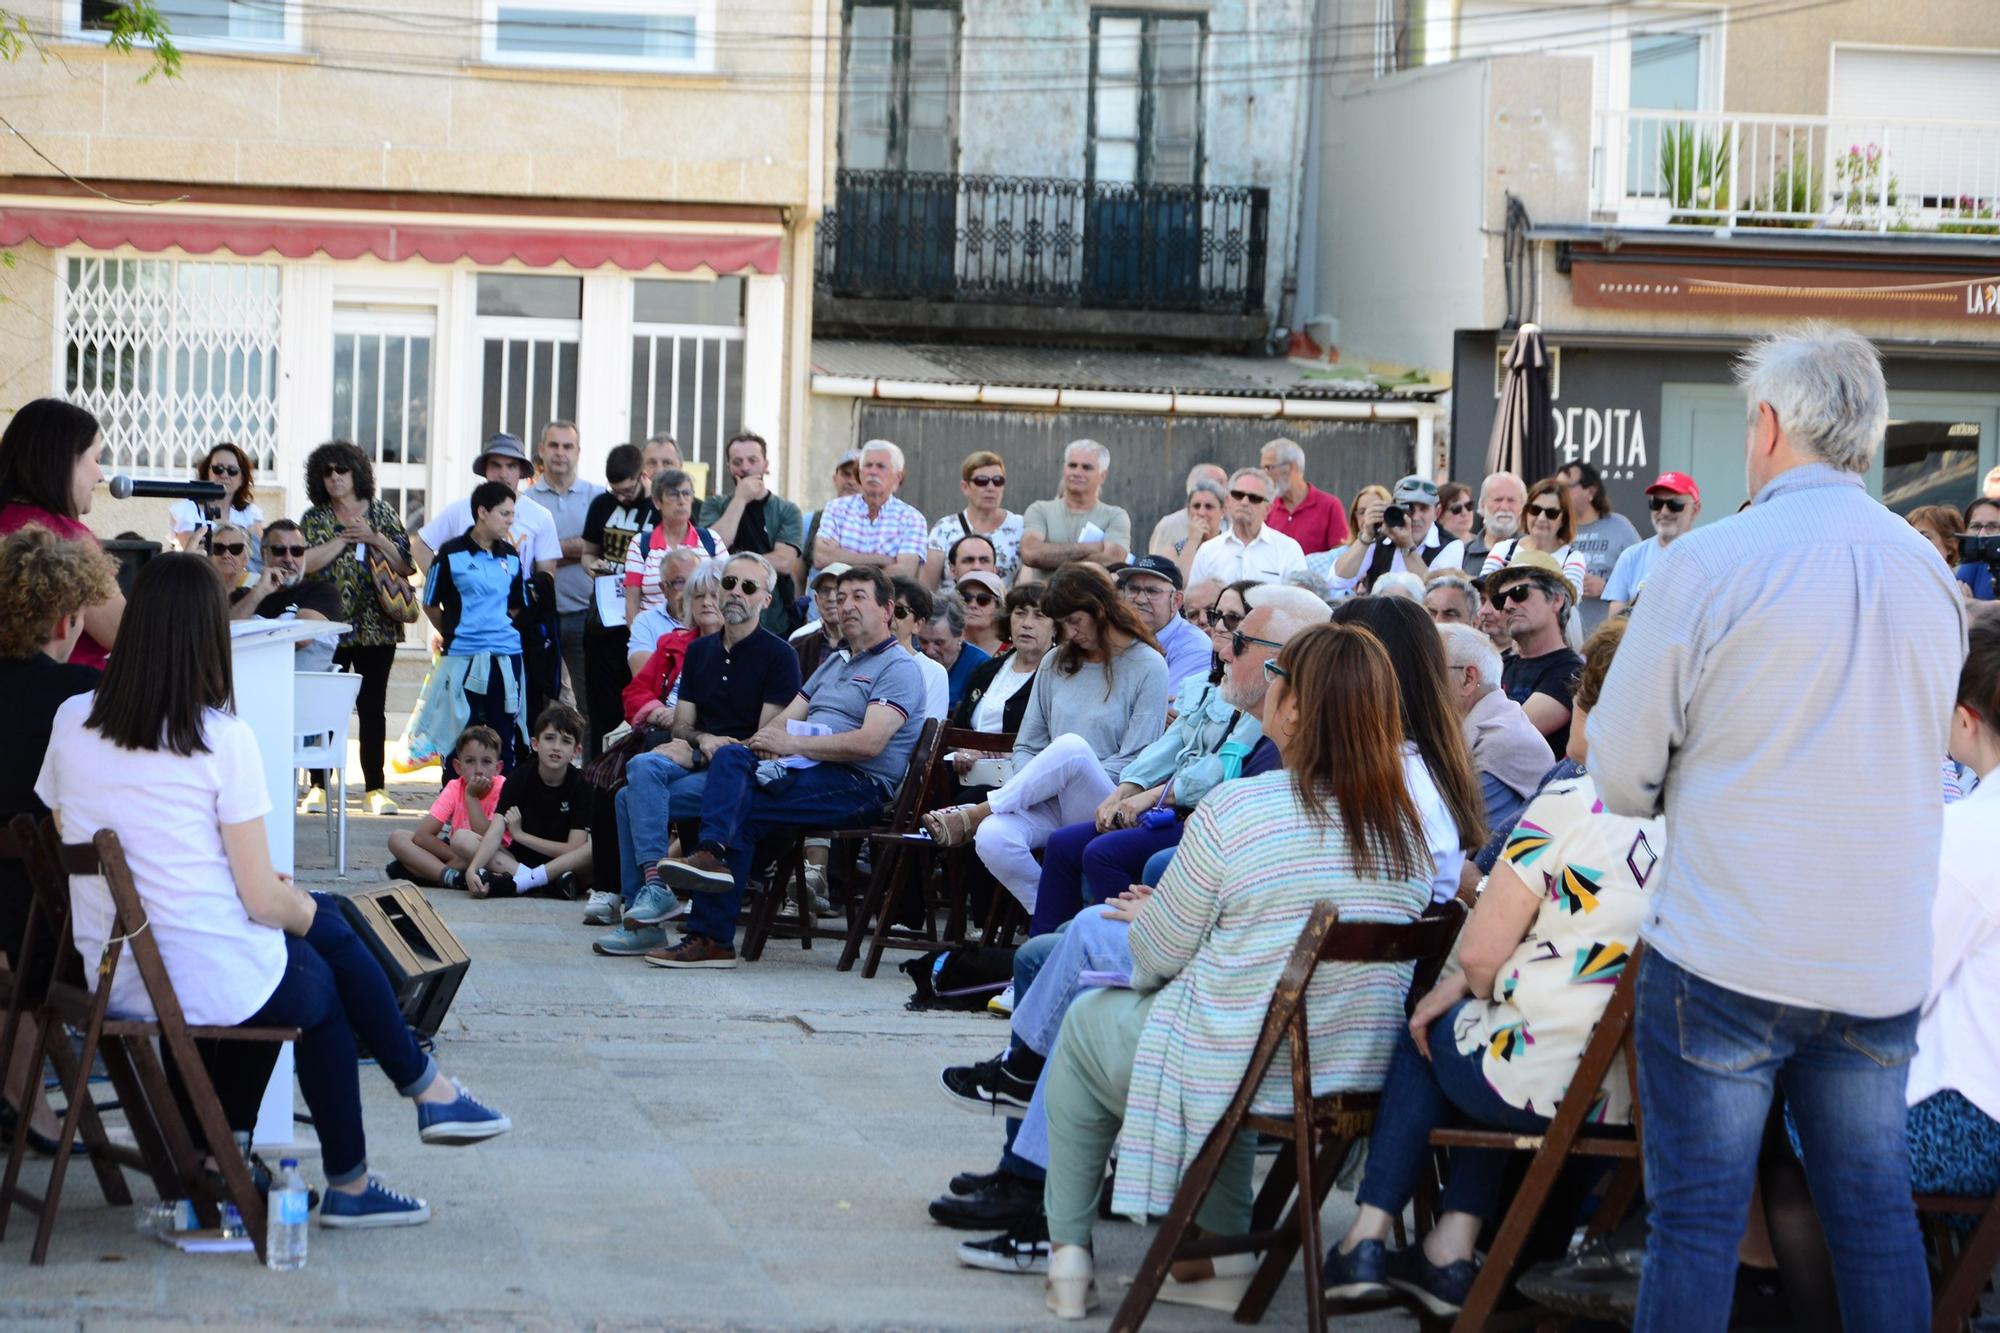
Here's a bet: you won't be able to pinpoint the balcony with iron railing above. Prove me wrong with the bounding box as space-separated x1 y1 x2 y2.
1592 108 2000 238
813 168 1272 348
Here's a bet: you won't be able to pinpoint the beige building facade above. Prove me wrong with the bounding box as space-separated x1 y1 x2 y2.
0 0 837 529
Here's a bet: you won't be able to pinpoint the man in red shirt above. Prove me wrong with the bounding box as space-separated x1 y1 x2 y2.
1260 437 1349 554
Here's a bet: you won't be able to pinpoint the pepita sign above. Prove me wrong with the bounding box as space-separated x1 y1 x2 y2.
1552 406 1650 479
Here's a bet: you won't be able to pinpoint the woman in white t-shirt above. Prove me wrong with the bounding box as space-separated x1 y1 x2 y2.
35 553 512 1229
170 442 266 573
1480 475 1587 593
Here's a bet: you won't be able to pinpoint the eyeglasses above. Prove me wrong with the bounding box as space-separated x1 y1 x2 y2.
893 604 915 621
660 488 694 501
1231 630 1284 658
963 591 997 607
1648 496 1689 513
720 575 763 596
211 542 247 556
1121 582 1171 599
1527 504 1564 520
966 474 1005 488
206 464 240 477
266 544 307 558
324 463 352 475
1207 609 1244 632
1969 520 2000 534
1445 501 1474 515
1261 659 1290 682
1229 489 1270 504
1494 584 1540 606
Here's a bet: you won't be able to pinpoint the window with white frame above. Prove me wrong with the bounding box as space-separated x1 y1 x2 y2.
629 277 744 468
482 0 714 72
74 0 299 51
61 256 283 478
476 274 582 444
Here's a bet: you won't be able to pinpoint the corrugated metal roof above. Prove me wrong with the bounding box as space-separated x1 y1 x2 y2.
811 340 1444 402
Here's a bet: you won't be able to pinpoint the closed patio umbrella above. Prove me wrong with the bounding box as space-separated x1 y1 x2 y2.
1485 323 1556 483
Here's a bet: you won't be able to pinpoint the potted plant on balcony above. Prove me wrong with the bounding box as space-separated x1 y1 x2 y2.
1660 122 1731 226
1740 148 1823 228
1939 197 2000 236
1832 142 1908 229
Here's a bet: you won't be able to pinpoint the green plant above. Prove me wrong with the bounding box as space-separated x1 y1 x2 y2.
1739 147 1824 227
1832 142 1908 229
1659 123 1732 225
1937 198 2000 236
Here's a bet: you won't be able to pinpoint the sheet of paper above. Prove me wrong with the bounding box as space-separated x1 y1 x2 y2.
779 719 832 769
1077 521 1106 544
593 575 627 628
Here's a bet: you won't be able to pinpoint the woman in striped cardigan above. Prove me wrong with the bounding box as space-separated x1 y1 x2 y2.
1038 622 1436 1319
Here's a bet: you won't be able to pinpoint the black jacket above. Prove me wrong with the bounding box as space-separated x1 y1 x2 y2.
951 650 1037 734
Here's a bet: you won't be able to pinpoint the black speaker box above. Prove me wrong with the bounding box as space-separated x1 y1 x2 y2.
337 884 471 1038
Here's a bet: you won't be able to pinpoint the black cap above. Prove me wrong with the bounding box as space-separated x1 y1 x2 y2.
1115 553 1184 591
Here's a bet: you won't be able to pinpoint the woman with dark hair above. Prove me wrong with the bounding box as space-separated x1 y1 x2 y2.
1201 579 1259 685
0 528 118 1150
920 563 1167 917
300 439 415 815
1482 476 1587 593
170 442 264 571
954 583 1053 736
0 398 123 667
35 553 510 1227
1034 624 1434 1318
1330 595 1487 904
409 480 529 774
1324 618 1653 1318
1436 481 1476 546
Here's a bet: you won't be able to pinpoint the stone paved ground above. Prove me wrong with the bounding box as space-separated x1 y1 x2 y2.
1 775 1411 1331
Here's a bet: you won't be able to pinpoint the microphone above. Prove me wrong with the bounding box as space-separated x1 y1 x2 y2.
107 475 227 502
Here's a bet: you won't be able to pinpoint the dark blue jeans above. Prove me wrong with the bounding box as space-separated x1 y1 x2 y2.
238 893 438 1186
1027 818 1185 936
456 655 522 776
615 752 709 906
684 745 884 947
1356 1000 1550 1222
1633 952 1927 1333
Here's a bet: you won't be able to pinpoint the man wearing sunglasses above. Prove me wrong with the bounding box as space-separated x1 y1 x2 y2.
1605 472 1702 618
1185 467 1307 590
1329 474 1465 594
890 576 951 721
228 520 344 667
1484 560 1583 759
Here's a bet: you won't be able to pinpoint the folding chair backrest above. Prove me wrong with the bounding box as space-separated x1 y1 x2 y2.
880 717 945 830
54 828 194 1035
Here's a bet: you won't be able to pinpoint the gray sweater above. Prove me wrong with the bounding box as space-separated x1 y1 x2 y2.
1014 638 1169 782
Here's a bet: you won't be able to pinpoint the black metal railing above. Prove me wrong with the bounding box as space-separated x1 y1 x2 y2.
816 169 1269 315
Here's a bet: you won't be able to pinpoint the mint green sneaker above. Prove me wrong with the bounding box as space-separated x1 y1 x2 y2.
592 924 667 956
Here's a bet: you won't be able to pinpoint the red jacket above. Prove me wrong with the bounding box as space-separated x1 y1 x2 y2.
621 628 696 726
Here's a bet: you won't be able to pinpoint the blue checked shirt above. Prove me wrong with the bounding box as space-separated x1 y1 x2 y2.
1587 463 1966 1016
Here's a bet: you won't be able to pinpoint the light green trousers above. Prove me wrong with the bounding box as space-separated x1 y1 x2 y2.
1042 986 1257 1247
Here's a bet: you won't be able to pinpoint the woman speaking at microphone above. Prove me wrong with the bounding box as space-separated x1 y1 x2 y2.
0 399 125 666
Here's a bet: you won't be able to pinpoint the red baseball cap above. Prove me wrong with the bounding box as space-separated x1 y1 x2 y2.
1646 472 1700 500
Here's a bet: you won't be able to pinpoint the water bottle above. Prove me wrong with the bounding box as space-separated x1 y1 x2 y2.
265 1158 309 1272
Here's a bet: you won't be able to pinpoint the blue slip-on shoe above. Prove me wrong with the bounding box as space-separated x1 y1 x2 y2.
318 1177 430 1229
1323 1237 1392 1300
623 882 687 928
593 923 667 956
1385 1242 1479 1317
417 1079 512 1145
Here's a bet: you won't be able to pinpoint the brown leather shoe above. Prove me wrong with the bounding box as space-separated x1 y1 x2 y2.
656 848 735 894
644 934 739 970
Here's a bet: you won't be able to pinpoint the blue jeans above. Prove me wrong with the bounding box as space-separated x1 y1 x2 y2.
1633 952 1927 1333
239 893 439 1186
997 929 1063 1183
1140 845 1176 887
1356 1001 1550 1222
614 752 709 907
1028 818 1185 936
458 655 523 776
683 745 884 947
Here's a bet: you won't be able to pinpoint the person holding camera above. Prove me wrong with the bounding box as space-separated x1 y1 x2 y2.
1959 496 1999 602
1328 474 1465 596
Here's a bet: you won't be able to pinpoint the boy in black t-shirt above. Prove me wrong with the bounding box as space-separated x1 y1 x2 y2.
466 703 593 899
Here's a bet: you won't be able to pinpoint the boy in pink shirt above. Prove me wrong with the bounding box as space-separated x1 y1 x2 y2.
386 726 505 886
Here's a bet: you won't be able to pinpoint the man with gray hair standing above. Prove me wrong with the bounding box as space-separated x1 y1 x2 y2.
1261 436 1349 553
1017 439 1130 584
1590 324 1966 1333
1461 471 1527 574
1187 466 1307 587
811 439 927 579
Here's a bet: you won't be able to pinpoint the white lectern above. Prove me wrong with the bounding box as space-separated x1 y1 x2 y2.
228 619 348 1147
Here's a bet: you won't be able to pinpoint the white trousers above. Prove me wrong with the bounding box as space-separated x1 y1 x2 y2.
974 733 1116 911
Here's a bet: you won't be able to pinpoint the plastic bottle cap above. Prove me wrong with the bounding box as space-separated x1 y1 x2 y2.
279 1157 298 1168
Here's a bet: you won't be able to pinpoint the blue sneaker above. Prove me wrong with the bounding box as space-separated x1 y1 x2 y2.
623 882 687 928
1322 1238 1392 1300
1385 1242 1479 1317
417 1079 512 1145
593 923 667 956
318 1177 430 1229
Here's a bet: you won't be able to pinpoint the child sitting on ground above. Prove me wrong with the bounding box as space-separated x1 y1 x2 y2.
464 703 593 900
387 725 505 887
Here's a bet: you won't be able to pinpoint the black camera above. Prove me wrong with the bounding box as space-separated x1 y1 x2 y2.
1964 533 2000 567
1382 504 1407 530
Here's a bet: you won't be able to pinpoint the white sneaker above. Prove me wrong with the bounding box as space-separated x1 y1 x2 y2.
300 787 326 814
582 890 621 926
987 983 1016 1017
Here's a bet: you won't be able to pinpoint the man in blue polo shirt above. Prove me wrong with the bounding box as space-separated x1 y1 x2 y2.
591 552 804 955
650 565 926 969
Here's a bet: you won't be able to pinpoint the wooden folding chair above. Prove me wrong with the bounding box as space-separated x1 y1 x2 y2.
847 724 1011 978
1423 941 1648 1332
1111 897 1469 1333
0 822 297 1264
1918 1188 2000 1332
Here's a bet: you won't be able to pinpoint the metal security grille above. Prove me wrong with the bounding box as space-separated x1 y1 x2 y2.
628 325 743 467
60 256 282 477
333 309 436 532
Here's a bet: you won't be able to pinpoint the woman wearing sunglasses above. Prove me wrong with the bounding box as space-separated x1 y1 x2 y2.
924 451 1024 591
1436 482 1477 546
1480 476 1587 594
170 441 265 572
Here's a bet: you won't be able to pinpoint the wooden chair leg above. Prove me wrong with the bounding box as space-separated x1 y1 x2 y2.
1109 1119 1248 1333
792 843 814 952
120 1035 214 1219
1238 1136 1351 1323
1933 1200 2000 1333
862 843 913 979
742 843 797 962
837 845 889 973
1449 1143 1581 1331
94 1038 179 1199
1291 1040 1329 1333
28 1016 112 1264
